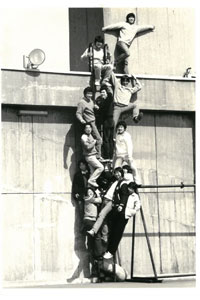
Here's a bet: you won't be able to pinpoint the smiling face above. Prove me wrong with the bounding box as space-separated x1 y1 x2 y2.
114 170 122 180
95 41 103 50
84 124 92 135
85 91 93 100
121 77 130 87
128 16 135 24
117 125 125 134
100 89 108 99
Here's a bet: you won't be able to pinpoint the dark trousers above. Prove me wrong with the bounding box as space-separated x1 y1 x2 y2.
83 219 103 258
107 211 128 255
102 118 114 159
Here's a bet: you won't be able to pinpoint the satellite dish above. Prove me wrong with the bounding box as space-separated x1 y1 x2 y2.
23 49 46 70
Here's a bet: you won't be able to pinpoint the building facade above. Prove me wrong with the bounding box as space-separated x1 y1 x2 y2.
1 7 195 285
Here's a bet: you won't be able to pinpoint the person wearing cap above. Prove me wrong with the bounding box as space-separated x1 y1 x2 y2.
81 35 113 86
76 86 103 159
109 72 143 130
102 12 155 74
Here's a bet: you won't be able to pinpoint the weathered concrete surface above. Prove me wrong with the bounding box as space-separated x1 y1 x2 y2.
1 69 195 111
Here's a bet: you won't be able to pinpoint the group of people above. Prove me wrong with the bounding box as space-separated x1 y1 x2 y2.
72 12 155 280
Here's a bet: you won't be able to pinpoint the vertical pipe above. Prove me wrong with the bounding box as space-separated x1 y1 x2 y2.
130 214 136 278
140 206 158 278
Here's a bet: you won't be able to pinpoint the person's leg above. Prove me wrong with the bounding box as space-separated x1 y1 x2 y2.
113 156 123 169
107 214 128 255
113 105 123 131
86 156 104 183
90 121 102 157
101 64 113 84
115 41 130 65
92 200 113 234
93 64 101 84
126 157 142 185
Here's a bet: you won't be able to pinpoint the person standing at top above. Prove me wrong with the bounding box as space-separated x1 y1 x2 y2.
81 35 113 87
102 12 155 74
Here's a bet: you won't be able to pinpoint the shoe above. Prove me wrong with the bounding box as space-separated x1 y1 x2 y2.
98 156 107 163
103 251 113 259
133 112 143 123
87 229 95 237
101 80 112 87
95 80 101 86
88 180 99 188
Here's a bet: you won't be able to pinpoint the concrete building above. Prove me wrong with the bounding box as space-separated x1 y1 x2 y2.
1 7 195 286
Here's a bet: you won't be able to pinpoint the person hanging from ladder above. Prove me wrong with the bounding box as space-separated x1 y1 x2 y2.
81 35 113 87
102 12 155 74
109 72 143 132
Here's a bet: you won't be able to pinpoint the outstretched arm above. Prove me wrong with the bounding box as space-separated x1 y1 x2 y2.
130 74 142 93
137 25 155 34
102 21 125 32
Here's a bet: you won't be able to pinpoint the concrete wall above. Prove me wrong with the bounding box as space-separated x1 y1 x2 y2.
2 70 196 284
1 70 195 111
103 7 195 76
1 6 196 285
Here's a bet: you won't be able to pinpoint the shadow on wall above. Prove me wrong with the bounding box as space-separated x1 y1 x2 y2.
63 122 83 180
63 121 91 281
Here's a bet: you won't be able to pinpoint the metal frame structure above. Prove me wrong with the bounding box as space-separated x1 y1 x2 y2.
126 182 196 283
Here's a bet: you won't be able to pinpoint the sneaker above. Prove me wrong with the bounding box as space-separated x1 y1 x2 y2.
87 229 95 237
95 80 101 86
88 180 99 188
101 80 112 87
133 112 143 123
103 251 113 259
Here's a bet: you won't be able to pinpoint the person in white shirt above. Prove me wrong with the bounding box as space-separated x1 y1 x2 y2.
81 35 113 86
102 12 155 74
114 120 141 185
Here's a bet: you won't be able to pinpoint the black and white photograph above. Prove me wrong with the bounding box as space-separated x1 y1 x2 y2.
0 0 199 296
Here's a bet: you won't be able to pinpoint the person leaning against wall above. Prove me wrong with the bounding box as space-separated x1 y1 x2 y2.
76 86 103 160
81 123 104 188
102 12 155 74
72 159 90 231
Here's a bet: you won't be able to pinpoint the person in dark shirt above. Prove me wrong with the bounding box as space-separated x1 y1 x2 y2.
72 159 90 227
95 85 114 159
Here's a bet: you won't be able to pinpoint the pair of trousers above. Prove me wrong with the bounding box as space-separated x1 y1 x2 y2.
93 63 113 82
90 121 102 157
113 155 141 185
85 155 104 183
92 200 113 234
102 118 114 159
83 219 104 259
113 102 139 129
116 41 130 74
107 211 128 255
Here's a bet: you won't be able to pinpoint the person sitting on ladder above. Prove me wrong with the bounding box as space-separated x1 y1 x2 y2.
81 35 113 87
